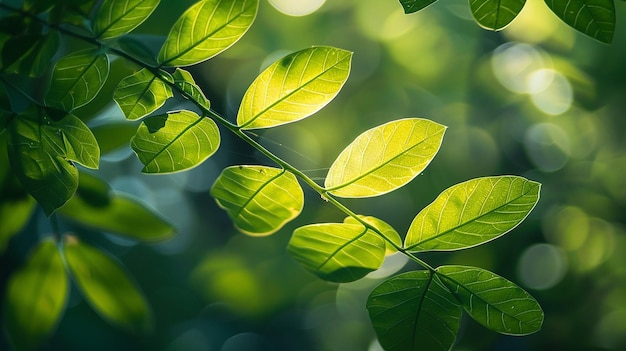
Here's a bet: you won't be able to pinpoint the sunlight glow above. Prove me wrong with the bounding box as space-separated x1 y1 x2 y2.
268 0 325 16
529 69 573 115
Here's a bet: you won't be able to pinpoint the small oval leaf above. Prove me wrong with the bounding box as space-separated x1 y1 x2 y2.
45 49 110 111
211 165 304 236
343 215 402 254
93 0 161 40
113 68 173 121
172 68 211 110
325 118 446 198
405 176 541 252
64 236 152 333
544 0 615 43
237 47 352 129
366 270 462 351
58 172 175 242
157 0 258 67
131 110 220 173
469 0 526 30
436 265 544 335
288 223 385 283
3 238 68 351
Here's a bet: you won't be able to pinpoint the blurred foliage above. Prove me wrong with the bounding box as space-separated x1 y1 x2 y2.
1 0 626 350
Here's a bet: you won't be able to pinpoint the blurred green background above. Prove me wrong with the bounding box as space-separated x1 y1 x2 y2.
2 0 626 350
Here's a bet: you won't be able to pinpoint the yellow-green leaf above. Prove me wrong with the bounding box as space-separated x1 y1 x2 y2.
405 176 541 252
131 110 220 173
93 0 160 40
113 68 173 121
3 238 68 351
211 165 304 236
237 47 352 130
325 118 446 198
157 0 258 67
64 236 152 333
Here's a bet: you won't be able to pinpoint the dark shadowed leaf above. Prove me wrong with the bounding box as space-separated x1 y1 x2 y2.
436 265 544 335
544 0 615 43
90 121 138 154
288 222 385 282
172 68 211 110
469 0 526 30
399 0 439 13
405 176 540 252
211 165 304 236
64 236 152 333
367 270 462 351
93 0 161 40
3 238 68 351
113 68 173 121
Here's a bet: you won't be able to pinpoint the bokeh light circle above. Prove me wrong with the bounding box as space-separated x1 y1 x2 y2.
268 0 325 17
517 243 568 290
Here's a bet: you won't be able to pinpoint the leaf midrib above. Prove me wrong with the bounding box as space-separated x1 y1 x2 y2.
96 0 152 38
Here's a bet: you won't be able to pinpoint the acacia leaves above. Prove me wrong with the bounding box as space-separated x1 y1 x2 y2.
237 47 352 129
114 68 173 121
158 0 259 67
325 118 445 197
211 166 304 236
93 0 160 40
469 0 526 30
544 0 615 43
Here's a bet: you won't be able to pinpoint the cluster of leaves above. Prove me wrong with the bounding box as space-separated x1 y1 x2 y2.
398 0 618 43
0 0 544 350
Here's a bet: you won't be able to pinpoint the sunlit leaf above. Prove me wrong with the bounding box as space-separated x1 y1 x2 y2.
93 0 160 40
211 165 304 236
325 118 446 198
64 236 152 333
343 215 402 254
3 238 68 351
113 68 173 121
45 49 110 111
58 172 175 242
237 47 352 129
131 110 219 173
288 222 385 282
436 265 544 335
367 270 462 351
405 176 540 252
157 0 258 67
399 0 439 13
544 0 615 43
8 110 100 215
469 0 526 30
172 68 211 110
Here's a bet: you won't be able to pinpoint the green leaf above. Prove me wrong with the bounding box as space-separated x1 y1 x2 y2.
399 0 439 13
93 0 161 40
211 165 304 236
90 121 138 154
366 270 462 351
436 265 544 335
45 49 110 111
469 0 526 30
64 236 152 333
131 110 220 173
8 110 100 215
58 172 175 242
114 68 173 121
0 193 36 254
237 47 352 129
157 0 258 67
3 238 69 351
343 215 402 254
405 176 541 252
2 31 59 77
172 68 211 110
544 0 615 43
287 222 385 283
325 118 446 198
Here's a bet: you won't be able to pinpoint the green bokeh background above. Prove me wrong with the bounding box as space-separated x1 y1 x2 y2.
2 0 626 350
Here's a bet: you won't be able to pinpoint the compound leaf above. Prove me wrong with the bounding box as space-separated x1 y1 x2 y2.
93 0 160 40
436 265 544 335
544 0 615 43
64 236 152 333
405 176 540 252
172 68 211 110
3 238 68 351
211 165 303 236
157 0 258 67
325 118 446 198
367 270 462 351
399 0 439 13
237 46 352 129
113 68 173 121
288 222 385 283
469 0 526 30
45 49 110 111
131 110 220 173
58 172 175 242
